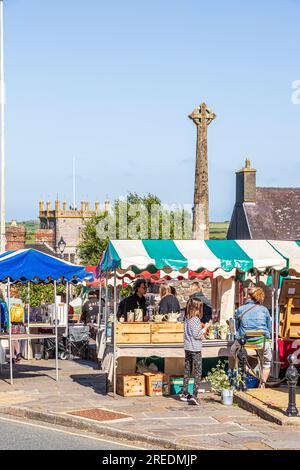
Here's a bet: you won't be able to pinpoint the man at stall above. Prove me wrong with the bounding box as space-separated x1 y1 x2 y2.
117 279 149 321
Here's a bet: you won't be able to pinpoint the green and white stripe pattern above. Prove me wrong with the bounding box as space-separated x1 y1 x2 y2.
268 240 300 274
100 239 287 273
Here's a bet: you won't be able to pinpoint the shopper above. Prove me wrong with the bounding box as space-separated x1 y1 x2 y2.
9 285 25 363
81 290 102 324
230 287 272 387
180 297 212 405
189 281 212 323
158 285 180 314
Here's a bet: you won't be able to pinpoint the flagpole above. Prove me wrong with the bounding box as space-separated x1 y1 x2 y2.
0 0 5 253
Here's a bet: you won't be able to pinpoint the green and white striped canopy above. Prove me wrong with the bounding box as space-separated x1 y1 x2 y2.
268 241 300 274
100 240 287 274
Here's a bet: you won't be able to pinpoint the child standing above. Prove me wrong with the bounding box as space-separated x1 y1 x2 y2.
180 298 212 405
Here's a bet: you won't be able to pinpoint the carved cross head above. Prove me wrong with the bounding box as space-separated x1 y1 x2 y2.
189 102 216 126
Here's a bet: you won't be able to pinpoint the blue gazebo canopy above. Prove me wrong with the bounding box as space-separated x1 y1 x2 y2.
0 249 93 283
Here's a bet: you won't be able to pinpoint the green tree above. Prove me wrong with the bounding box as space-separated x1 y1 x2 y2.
18 283 66 308
77 192 192 265
77 210 110 265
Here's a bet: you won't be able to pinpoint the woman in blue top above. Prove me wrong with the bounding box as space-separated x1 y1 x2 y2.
230 287 272 386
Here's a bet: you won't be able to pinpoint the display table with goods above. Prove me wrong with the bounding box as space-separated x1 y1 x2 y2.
101 318 234 394
98 239 295 396
0 248 93 384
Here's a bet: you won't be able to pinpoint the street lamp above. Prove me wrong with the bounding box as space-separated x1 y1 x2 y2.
58 236 66 258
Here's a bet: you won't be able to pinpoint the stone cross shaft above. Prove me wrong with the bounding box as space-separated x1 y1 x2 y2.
189 102 216 240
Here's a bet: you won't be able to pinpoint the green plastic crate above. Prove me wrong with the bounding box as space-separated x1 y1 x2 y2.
169 376 194 395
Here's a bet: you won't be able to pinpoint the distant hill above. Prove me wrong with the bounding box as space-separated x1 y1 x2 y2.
15 219 229 243
209 221 229 239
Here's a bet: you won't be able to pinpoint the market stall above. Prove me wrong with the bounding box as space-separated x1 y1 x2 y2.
267 241 300 370
0 248 93 384
98 239 287 395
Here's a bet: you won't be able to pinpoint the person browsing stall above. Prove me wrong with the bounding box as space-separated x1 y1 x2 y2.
158 285 180 314
189 281 212 324
81 290 104 324
230 287 272 387
180 297 212 405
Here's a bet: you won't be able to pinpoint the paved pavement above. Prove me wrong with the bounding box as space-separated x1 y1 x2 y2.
0 359 300 450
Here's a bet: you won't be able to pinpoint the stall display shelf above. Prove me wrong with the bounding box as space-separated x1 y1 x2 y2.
0 333 56 340
26 323 67 329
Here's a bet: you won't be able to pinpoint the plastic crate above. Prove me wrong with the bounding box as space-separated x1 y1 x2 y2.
169 376 194 395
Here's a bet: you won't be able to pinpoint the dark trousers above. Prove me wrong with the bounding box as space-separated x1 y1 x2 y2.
183 350 202 396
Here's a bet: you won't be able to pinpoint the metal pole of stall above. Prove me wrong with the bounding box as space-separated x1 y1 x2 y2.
271 270 275 378
54 281 58 381
65 282 69 338
27 282 31 360
98 270 102 328
7 278 12 384
275 271 280 378
105 272 109 327
113 269 117 397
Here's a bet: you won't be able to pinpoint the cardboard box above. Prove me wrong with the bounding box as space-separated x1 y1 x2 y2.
143 372 169 396
116 374 145 397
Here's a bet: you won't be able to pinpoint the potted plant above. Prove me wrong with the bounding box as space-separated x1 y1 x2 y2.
206 361 237 405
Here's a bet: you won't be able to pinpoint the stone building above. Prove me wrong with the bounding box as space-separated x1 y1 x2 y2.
227 159 300 240
39 199 105 262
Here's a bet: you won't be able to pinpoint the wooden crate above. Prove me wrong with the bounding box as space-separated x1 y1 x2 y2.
116 322 151 344
116 374 145 397
150 322 184 344
143 372 169 396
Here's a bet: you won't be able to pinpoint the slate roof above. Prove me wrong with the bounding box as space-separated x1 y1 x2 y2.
25 243 60 257
244 188 300 240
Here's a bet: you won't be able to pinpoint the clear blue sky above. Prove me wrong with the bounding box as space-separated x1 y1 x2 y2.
4 0 300 221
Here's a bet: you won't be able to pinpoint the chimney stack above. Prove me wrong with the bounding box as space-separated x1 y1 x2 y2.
236 159 256 204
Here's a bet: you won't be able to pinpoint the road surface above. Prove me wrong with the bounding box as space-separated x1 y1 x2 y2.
0 414 149 450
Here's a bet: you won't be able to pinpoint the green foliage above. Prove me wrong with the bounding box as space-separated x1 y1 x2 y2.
206 361 243 393
77 212 109 265
120 285 132 298
18 283 66 308
206 361 231 393
77 192 192 265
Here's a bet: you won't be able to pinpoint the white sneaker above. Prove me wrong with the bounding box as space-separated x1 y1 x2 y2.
188 394 200 405
179 393 192 402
